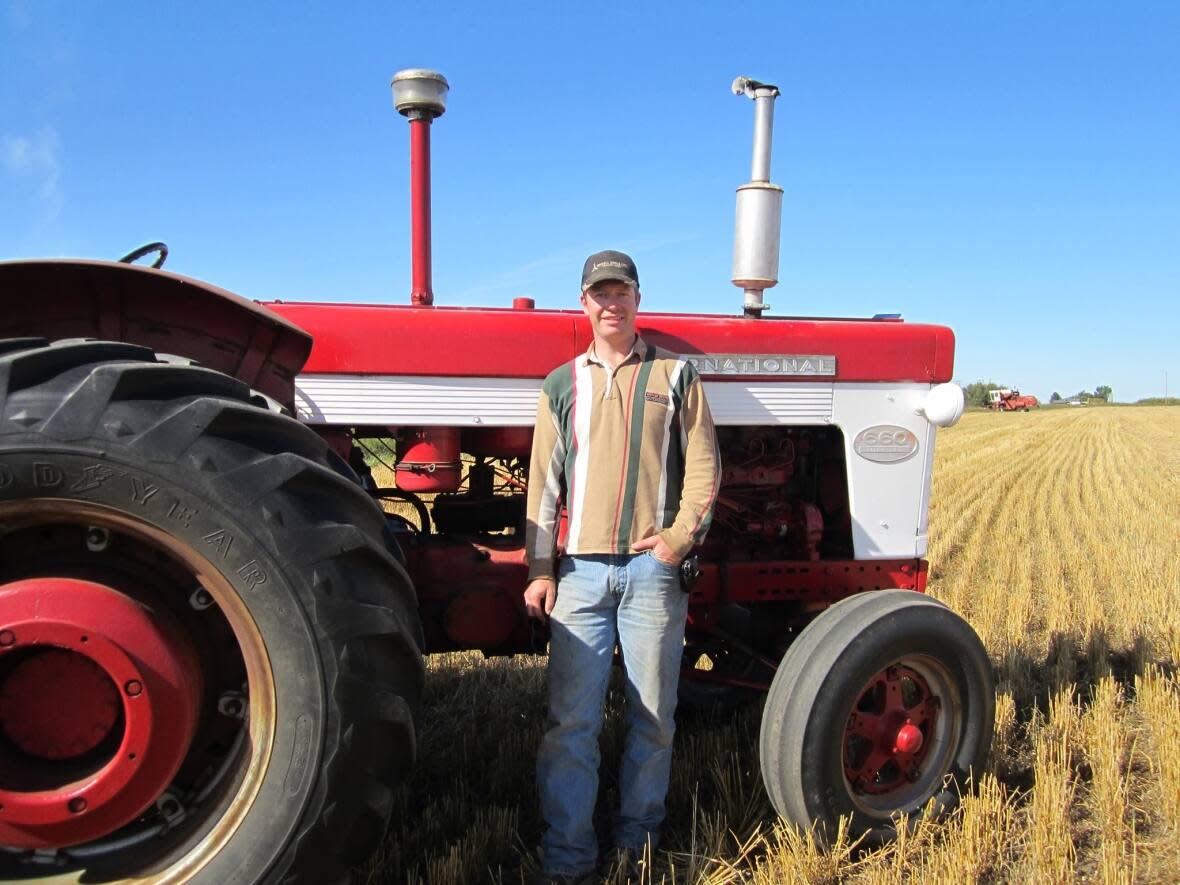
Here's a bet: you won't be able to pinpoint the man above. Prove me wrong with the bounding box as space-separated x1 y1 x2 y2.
523 250 720 883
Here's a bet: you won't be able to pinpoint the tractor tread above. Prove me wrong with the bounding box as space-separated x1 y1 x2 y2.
129 396 329 463
41 363 250 441
212 454 392 542
0 337 49 357
0 340 156 408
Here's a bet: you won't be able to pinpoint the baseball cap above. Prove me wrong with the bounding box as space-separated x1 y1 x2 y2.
581 250 638 291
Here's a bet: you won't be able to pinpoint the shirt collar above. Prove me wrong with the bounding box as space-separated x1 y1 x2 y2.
580 334 647 369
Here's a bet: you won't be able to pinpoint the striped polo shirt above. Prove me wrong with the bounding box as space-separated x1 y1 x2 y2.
525 335 720 581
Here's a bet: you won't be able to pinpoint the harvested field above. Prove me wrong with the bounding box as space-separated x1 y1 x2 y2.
365 406 1180 884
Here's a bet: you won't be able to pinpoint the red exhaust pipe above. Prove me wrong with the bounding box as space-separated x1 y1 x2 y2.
392 69 449 307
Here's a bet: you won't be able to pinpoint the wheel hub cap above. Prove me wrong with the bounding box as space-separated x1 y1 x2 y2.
0 577 203 849
843 663 938 795
893 722 924 755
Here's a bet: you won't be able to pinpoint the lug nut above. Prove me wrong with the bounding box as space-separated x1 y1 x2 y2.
68 798 88 814
85 526 110 552
218 691 246 719
124 680 144 697
156 790 185 824
0 630 14 647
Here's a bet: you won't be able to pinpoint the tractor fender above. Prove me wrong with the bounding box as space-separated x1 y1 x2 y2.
0 259 312 408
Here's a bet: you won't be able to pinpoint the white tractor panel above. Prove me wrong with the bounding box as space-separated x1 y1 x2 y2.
295 374 542 425
295 375 835 426
830 383 938 559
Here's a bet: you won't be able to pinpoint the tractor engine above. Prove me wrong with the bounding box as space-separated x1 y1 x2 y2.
706 426 848 561
359 422 855 656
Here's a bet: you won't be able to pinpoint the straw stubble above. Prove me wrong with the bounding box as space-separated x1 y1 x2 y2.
363 406 1179 883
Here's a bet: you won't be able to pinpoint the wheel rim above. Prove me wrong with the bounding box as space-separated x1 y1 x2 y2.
841 655 961 817
0 500 276 883
0 578 203 848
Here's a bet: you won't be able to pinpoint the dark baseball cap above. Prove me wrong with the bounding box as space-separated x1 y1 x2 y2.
581 250 638 291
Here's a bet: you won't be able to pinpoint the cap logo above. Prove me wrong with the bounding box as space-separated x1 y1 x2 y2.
593 260 629 272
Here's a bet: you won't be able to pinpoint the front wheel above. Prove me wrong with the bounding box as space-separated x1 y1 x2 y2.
758 590 994 843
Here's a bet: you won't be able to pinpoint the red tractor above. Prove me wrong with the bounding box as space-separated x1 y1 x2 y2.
988 388 1039 411
0 71 993 883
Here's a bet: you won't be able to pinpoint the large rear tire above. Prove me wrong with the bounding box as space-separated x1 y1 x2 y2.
758 589 994 844
0 339 424 883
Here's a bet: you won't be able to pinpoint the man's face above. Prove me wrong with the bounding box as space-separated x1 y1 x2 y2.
581 280 640 342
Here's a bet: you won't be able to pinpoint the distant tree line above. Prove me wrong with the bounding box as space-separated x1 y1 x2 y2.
1133 397 1178 406
1049 386 1112 403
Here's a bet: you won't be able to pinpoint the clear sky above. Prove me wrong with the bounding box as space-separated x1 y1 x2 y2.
2 1 1177 402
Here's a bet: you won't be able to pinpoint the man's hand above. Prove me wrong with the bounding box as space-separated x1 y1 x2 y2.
523 578 557 623
632 534 680 566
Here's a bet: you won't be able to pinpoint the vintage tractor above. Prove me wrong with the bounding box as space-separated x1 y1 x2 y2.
0 71 993 882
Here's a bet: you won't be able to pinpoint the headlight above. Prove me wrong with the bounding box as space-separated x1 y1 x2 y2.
919 383 965 427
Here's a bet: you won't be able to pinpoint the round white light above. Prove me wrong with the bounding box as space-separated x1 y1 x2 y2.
920 383 966 427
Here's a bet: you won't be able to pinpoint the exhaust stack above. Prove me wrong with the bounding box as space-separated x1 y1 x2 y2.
392 69 449 307
731 76 783 318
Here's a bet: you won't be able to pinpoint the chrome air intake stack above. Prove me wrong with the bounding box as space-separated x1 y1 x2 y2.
731 76 783 317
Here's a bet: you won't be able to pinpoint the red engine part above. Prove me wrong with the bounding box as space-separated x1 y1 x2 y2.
389 424 878 653
444 590 520 648
799 501 824 559
397 427 462 492
0 578 202 849
464 427 533 459
723 464 791 486
409 538 534 653
683 559 927 631
705 428 840 560
402 528 926 655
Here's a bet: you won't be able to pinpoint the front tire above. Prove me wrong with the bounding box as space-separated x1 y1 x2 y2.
758 590 994 843
0 339 424 883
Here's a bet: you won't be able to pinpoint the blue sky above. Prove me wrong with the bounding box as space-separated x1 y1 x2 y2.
2 1 1177 402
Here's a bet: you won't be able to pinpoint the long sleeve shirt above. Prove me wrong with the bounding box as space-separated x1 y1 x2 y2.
525 336 720 581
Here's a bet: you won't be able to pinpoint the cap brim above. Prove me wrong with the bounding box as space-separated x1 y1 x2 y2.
581 271 637 291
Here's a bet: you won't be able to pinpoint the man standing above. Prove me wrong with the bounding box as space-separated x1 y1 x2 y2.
523 250 720 882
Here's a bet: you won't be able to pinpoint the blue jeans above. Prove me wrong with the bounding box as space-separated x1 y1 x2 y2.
537 552 689 876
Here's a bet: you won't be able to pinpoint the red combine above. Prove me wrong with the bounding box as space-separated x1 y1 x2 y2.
0 71 993 883
988 388 1039 411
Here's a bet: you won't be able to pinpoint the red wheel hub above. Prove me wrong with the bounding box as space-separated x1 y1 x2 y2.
843 663 939 796
1 648 122 759
0 577 203 849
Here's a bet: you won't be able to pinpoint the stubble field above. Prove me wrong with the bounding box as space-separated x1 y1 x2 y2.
364 406 1180 884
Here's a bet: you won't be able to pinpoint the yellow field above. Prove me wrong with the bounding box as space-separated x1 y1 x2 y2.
365 406 1180 884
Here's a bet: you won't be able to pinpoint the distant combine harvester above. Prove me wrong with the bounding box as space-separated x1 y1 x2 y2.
988 388 1039 411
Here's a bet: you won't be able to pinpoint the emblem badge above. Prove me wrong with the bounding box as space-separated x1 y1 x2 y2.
683 354 836 376
853 425 919 464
